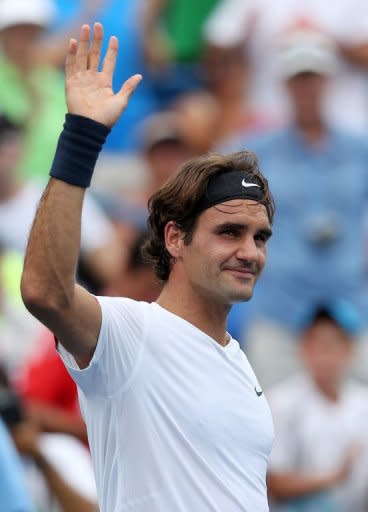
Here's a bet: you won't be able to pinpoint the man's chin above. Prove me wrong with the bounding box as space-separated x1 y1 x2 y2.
228 287 254 304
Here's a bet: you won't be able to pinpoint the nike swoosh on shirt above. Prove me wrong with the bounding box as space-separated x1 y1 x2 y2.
254 386 263 397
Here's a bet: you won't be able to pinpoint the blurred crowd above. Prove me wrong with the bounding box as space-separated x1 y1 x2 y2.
1 0 368 510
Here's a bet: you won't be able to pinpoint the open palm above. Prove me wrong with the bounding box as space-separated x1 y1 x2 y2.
65 23 142 128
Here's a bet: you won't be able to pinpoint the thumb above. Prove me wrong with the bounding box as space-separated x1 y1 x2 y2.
118 74 143 103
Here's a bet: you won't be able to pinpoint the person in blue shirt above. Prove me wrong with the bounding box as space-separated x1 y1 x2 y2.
0 417 34 512
224 27 368 388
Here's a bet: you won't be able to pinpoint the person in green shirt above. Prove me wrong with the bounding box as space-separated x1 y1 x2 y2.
141 0 219 104
0 0 66 184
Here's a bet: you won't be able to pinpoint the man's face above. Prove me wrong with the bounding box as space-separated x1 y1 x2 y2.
147 140 191 187
177 199 272 305
300 319 353 388
0 24 42 67
286 72 328 116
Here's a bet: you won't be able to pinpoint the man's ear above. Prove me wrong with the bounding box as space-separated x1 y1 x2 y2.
164 221 184 258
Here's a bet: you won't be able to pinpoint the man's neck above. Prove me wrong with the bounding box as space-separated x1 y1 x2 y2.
157 281 230 347
314 379 341 403
296 116 327 146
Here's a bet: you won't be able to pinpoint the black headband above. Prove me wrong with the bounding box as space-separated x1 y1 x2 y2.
196 170 271 218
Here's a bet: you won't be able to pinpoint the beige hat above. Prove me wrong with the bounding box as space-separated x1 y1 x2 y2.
0 0 55 31
140 112 186 151
275 28 340 78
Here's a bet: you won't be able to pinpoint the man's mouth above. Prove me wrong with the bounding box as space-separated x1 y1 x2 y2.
224 267 256 278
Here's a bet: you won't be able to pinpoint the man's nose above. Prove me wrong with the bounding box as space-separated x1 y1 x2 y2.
236 236 259 261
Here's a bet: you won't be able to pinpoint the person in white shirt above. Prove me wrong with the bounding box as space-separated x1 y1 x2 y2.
204 0 368 137
267 302 368 512
21 22 276 511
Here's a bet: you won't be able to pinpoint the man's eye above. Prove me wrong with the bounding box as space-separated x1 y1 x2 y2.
220 229 238 237
255 234 267 243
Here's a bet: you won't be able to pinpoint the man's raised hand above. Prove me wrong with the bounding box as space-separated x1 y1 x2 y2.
65 23 142 127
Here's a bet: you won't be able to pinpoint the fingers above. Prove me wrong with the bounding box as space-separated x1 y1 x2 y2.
65 38 78 80
88 22 103 71
102 35 119 77
118 74 143 102
76 24 90 71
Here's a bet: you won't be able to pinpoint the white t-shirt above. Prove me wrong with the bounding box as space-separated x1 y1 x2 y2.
23 433 97 512
205 0 368 135
268 374 368 511
59 297 274 512
0 183 114 255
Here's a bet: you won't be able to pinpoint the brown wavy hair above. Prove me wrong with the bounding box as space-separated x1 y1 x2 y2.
142 151 274 281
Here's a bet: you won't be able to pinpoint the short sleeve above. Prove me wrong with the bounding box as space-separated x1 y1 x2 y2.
58 297 147 397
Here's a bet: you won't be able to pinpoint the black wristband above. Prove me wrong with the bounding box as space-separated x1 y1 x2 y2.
49 114 111 188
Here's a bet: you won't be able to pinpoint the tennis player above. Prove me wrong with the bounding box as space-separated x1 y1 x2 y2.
22 22 275 512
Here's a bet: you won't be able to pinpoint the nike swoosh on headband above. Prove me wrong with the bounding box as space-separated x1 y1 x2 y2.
241 179 261 188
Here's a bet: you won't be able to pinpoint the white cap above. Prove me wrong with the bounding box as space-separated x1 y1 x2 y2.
204 0 255 48
275 29 340 78
0 0 55 31
140 112 186 150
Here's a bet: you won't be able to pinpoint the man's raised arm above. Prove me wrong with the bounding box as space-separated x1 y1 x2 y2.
21 23 142 367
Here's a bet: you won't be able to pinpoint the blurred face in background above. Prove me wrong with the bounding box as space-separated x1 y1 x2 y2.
0 24 43 70
146 139 191 189
106 257 162 303
285 71 328 125
205 45 250 101
174 92 220 155
300 319 354 393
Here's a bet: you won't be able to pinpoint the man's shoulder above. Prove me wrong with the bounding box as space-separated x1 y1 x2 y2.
97 296 151 314
344 380 368 407
332 128 368 154
96 297 159 333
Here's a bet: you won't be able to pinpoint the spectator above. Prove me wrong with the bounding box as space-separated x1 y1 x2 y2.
204 41 275 144
15 328 87 443
224 28 368 387
173 91 221 155
267 302 368 512
141 0 220 105
22 0 157 154
0 248 40 375
0 370 98 512
104 229 162 302
12 421 98 512
0 416 34 512
0 0 66 183
97 110 192 214
31 1 106 69
205 0 368 137
139 111 193 197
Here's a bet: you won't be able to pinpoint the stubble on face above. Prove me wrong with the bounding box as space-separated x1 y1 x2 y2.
181 200 271 305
